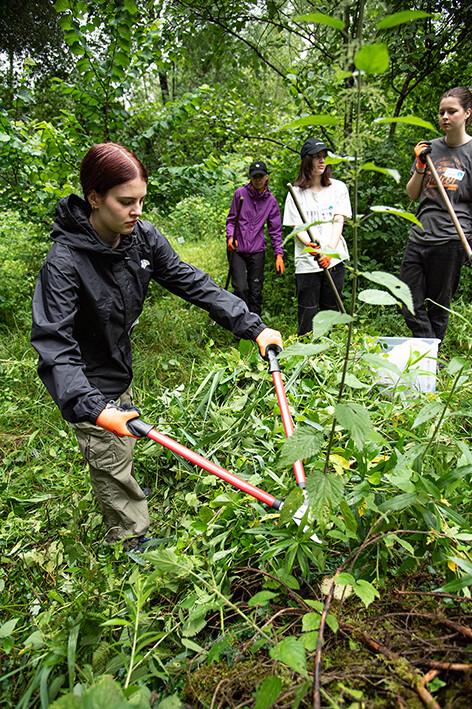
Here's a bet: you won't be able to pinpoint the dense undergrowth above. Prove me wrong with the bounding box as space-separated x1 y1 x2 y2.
2 209 472 709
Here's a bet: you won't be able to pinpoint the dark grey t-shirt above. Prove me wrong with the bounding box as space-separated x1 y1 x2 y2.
409 136 472 245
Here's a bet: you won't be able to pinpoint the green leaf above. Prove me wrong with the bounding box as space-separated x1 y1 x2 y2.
377 492 420 512
412 401 444 428
335 577 379 608
370 204 422 228
278 427 324 468
306 470 344 519
124 0 138 14
335 403 382 449
435 574 472 593
181 638 206 654
312 310 353 339
284 114 340 128
54 0 71 10
377 10 431 29
156 696 183 709
437 464 472 490
340 499 357 535
248 591 278 607
360 270 414 313
302 612 321 632
254 676 282 709
278 487 305 525
0 133 10 143
354 44 389 74
358 289 398 306
0 618 20 638
293 12 345 30
278 342 332 358
270 637 308 677
374 115 436 131
359 162 400 182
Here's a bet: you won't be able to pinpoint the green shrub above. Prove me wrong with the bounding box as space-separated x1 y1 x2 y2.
156 195 228 242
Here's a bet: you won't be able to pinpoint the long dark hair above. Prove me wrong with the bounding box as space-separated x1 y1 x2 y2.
440 87 472 124
294 154 332 189
80 142 148 201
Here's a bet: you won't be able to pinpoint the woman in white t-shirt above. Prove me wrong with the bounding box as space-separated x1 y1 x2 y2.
284 138 352 336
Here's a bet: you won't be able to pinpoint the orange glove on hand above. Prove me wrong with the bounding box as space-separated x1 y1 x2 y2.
318 255 332 269
414 140 432 170
96 403 141 437
275 254 285 275
305 240 321 257
227 237 238 253
255 327 283 358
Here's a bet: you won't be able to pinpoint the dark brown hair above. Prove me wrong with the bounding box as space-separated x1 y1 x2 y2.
440 87 472 124
80 142 148 200
294 154 332 189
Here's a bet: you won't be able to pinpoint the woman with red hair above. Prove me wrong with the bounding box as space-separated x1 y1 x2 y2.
31 142 282 551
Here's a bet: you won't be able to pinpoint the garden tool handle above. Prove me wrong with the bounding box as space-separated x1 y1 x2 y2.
126 417 154 437
286 183 346 314
264 343 282 373
425 155 472 264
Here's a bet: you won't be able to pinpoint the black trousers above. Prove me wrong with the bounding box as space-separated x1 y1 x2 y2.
400 239 466 343
229 250 265 316
295 263 345 336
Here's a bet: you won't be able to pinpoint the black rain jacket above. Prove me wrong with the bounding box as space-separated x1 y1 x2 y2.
31 195 266 424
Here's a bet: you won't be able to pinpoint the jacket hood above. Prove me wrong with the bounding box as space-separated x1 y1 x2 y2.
51 194 134 257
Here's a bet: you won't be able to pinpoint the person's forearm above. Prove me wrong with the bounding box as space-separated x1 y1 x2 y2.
328 215 345 249
406 169 425 201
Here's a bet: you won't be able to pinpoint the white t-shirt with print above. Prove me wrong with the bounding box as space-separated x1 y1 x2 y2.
283 179 352 274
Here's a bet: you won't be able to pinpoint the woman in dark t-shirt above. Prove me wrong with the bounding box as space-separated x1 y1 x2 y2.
400 86 472 344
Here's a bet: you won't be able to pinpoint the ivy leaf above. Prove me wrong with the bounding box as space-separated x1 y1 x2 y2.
358 288 398 306
278 427 324 468
354 44 389 74
293 12 345 30
254 676 282 709
359 162 400 182
335 403 383 449
306 470 344 519
377 10 431 29
312 310 353 339
270 636 308 677
374 115 436 131
360 270 414 313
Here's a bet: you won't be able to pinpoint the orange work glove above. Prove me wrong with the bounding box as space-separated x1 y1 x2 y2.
227 237 238 253
318 255 332 269
255 327 283 358
305 240 321 257
414 140 431 169
96 403 141 437
275 254 285 274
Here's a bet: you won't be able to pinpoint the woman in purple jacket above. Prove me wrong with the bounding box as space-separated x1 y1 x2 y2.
226 161 284 316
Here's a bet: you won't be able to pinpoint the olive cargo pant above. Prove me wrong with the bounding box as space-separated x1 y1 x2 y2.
71 388 150 546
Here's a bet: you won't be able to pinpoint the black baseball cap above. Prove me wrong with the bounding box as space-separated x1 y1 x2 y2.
249 161 268 176
300 139 329 158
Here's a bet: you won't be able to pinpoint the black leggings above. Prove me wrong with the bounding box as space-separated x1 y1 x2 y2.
229 251 265 316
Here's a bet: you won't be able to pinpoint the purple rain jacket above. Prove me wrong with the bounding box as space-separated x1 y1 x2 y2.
226 183 283 255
